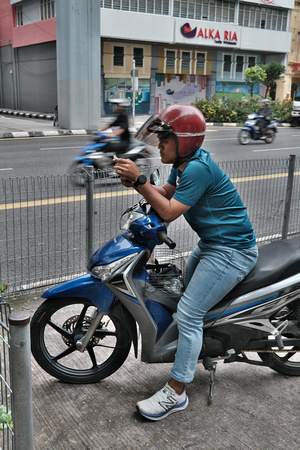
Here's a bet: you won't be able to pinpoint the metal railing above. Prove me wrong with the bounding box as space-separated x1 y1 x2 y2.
0 299 13 450
0 297 34 450
1 156 300 295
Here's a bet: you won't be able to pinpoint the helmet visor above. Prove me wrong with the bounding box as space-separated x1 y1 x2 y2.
135 115 173 147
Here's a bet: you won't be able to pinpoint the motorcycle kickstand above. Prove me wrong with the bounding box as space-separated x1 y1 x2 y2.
203 356 217 405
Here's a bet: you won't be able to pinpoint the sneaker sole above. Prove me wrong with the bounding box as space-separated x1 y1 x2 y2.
136 397 189 421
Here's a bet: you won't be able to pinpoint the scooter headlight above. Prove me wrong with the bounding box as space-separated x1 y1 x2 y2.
90 253 138 281
120 211 144 231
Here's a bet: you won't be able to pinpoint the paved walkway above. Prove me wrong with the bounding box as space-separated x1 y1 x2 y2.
8 292 300 450
0 110 150 138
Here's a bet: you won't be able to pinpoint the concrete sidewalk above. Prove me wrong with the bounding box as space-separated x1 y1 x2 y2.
7 292 300 450
0 110 150 139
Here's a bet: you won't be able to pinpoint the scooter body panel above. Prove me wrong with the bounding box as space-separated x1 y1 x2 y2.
88 232 147 268
42 273 117 314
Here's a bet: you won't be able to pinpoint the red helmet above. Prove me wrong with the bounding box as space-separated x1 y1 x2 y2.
136 103 206 157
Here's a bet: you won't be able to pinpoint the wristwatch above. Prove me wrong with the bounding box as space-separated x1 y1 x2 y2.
134 174 147 188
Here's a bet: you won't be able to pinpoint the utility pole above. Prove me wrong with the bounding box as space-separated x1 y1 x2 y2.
131 59 138 128
56 0 101 129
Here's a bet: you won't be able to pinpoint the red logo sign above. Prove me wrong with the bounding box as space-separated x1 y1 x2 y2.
261 0 274 4
180 23 238 45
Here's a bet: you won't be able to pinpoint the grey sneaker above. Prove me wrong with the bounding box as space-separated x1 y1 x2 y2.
136 383 188 421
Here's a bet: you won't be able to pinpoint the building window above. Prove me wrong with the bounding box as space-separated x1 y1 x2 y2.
223 54 232 73
236 55 244 74
166 50 176 70
114 46 124 66
181 51 191 72
40 0 55 20
133 48 143 67
238 3 288 32
122 0 130 11
101 0 169 15
16 4 23 27
248 56 256 68
174 0 235 23
196 52 206 71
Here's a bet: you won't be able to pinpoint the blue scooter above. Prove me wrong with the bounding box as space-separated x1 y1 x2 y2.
69 132 151 185
238 113 278 145
31 172 300 402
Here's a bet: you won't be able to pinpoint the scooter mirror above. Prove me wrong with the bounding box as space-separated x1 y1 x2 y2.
150 169 160 186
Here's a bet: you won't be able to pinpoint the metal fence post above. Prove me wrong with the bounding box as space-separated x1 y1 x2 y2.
8 311 34 450
85 165 95 263
282 154 296 239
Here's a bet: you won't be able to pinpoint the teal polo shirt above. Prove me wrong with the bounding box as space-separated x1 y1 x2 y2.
167 149 256 249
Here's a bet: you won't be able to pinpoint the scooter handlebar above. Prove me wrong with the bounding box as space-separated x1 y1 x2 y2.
157 231 176 249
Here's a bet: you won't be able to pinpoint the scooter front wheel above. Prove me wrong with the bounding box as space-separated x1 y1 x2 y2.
69 162 89 187
31 298 132 383
238 129 251 145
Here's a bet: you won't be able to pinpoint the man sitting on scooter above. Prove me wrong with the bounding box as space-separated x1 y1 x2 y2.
98 99 130 156
257 99 271 139
114 103 258 421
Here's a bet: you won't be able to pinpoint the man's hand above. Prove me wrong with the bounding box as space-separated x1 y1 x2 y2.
114 158 141 187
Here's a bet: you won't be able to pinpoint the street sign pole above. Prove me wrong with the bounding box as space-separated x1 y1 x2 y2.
132 60 136 128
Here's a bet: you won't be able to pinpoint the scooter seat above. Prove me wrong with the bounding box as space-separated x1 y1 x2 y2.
224 238 300 300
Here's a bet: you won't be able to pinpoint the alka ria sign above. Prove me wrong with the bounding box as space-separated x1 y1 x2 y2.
180 23 238 45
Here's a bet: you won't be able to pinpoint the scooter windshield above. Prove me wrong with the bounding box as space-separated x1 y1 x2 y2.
135 115 173 147
120 200 155 230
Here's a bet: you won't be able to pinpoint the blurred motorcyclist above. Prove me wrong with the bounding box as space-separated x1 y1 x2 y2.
257 99 271 139
98 99 130 155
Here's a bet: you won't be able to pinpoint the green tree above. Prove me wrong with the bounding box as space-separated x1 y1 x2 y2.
244 66 266 97
261 61 285 97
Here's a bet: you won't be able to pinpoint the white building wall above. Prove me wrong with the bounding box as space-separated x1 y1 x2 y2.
101 10 174 43
240 0 294 8
240 28 292 53
101 10 292 55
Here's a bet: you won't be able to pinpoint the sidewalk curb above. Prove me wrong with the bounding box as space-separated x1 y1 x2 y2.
0 128 142 139
0 109 54 120
0 129 98 139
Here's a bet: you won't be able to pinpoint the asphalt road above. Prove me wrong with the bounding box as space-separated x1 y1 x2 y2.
1 126 300 178
1 124 300 292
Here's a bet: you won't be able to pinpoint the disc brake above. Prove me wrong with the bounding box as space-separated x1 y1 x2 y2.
62 315 100 346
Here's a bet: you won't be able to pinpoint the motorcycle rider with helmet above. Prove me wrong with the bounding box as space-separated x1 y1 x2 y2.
257 98 271 139
114 103 258 421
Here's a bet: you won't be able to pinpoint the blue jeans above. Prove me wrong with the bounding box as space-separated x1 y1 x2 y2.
170 241 258 383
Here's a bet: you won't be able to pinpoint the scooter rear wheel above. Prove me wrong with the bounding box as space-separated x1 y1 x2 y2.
258 302 300 375
31 298 132 383
265 130 276 144
238 129 251 145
